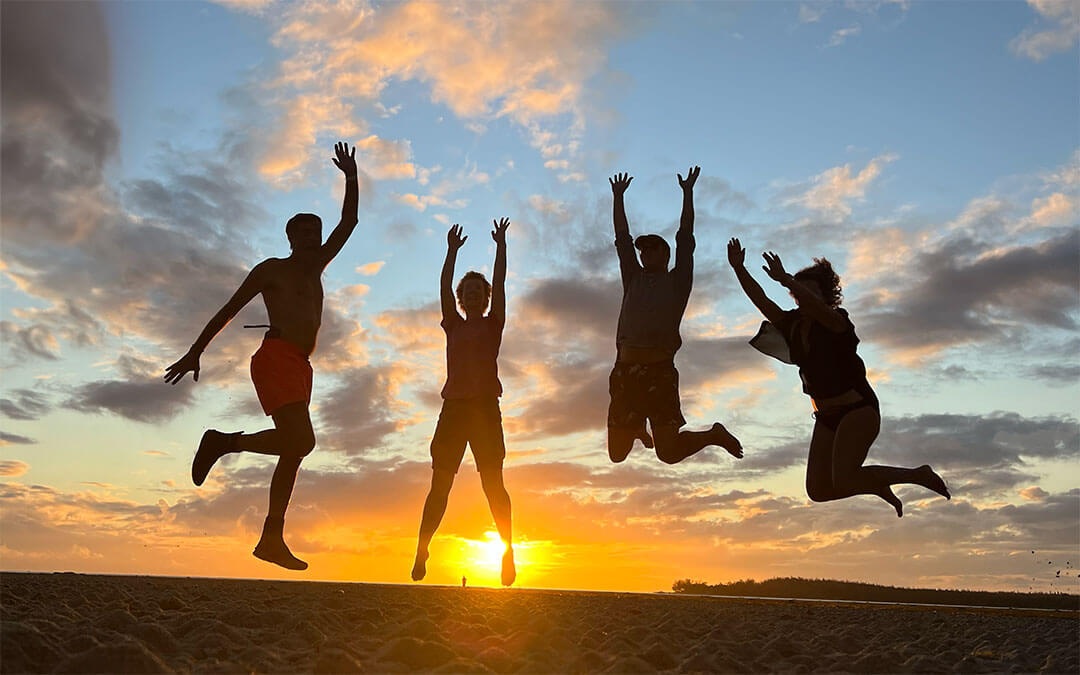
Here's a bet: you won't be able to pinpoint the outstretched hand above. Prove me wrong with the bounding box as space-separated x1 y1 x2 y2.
727 237 745 268
491 217 510 245
609 172 633 196
332 141 357 176
762 251 790 284
447 224 467 252
678 165 701 190
164 349 200 385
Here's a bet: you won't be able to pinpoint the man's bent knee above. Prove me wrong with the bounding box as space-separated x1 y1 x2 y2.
607 428 635 463
806 483 835 503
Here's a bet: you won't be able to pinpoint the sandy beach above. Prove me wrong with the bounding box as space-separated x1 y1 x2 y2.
2 572 1076 673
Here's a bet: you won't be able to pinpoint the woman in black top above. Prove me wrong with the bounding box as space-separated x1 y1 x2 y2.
727 238 949 516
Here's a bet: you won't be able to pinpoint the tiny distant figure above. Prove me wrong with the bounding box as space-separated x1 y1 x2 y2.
727 238 950 516
462 575 467 588
164 142 359 569
606 168 743 465
412 220 516 586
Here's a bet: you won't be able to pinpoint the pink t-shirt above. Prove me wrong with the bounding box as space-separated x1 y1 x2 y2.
440 313 503 399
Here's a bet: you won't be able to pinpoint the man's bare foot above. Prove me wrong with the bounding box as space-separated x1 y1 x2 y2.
711 423 743 459
411 549 429 581
253 536 308 570
192 429 238 486
916 465 951 500
501 548 516 586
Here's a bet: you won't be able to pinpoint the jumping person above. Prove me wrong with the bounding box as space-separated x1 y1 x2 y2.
163 142 359 570
412 219 516 586
726 237 950 516
607 169 743 465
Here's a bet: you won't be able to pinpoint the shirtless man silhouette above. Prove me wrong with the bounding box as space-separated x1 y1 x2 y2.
607 168 743 465
164 142 358 570
412 219 516 586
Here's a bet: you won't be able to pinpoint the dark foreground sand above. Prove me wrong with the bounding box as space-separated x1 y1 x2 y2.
2 573 1076 673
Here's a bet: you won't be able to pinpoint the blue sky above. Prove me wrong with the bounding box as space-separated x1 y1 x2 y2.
2 0 1077 591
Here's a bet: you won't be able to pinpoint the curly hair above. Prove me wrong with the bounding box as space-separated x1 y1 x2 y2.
456 271 491 310
793 257 843 308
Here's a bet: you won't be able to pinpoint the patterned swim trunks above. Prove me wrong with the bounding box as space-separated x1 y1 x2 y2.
607 360 686 431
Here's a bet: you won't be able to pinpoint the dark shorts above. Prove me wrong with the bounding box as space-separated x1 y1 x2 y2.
250 338 312 416
431 397 506 474
607 360 686 432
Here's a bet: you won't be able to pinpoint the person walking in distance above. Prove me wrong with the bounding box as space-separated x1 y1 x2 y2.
164 142 359 570
412 219 516 586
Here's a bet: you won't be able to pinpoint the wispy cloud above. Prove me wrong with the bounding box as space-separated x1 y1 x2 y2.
1010 0 1080 62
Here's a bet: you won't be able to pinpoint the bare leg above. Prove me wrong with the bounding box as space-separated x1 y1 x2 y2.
653 423 743 464
252 402 314 570
480 469 515 585
607 427 637 463
810 407 949 517
413 469 455 581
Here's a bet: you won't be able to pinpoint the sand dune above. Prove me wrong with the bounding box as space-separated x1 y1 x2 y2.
2 572 1076 673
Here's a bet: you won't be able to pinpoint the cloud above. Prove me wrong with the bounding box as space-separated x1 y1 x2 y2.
1009 0 1080 61
825 24 861 48
1019 486 1049 502
858 229 1079 363
784 154 897 221
0 460 29 476
0 433 36 446
247 0 633 182
65 380 194 424
356 261 385 276
0 389 53 421
799 3 825 23
316 364 415 454
1022 192 1077 230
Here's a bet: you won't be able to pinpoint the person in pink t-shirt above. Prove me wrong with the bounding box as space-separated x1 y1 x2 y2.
412 219 516 586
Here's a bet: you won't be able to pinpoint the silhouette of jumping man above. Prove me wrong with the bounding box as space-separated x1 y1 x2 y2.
412 219 516 586
727 238 950 516
607 168 743 465
163 142 359 570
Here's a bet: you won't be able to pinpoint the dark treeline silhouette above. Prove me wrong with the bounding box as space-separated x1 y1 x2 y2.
671 577 1080 610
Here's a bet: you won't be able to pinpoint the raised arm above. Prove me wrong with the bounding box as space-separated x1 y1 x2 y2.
318 141 359 267
164 262 268 384
727 238 786 326
761 251 847 332
441 224 466 323
489 218 509 325
674 166 700 274
609 172 639 284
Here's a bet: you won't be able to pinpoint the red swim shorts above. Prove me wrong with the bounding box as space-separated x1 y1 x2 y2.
250 338 313 416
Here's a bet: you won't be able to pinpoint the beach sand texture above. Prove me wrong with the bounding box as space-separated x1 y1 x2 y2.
2 573 1076 673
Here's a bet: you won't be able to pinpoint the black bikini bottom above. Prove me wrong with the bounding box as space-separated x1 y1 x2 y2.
814 398 879 432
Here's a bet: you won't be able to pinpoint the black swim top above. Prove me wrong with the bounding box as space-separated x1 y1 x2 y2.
752 308 870 399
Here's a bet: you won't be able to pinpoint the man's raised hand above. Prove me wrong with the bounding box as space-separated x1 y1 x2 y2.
727 237 745 268
678 165 701 191
762 251 790 284
491 217 510 245
447 224 467 251
164 349 201 385
332 141 357 177
609 172 633 196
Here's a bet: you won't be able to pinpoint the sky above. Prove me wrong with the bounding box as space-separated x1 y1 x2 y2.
1 0 1077 593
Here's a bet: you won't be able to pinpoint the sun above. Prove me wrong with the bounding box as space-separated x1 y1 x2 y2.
477 530 508 565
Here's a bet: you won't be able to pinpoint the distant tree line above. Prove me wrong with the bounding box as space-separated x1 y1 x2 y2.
671 577 1079 611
